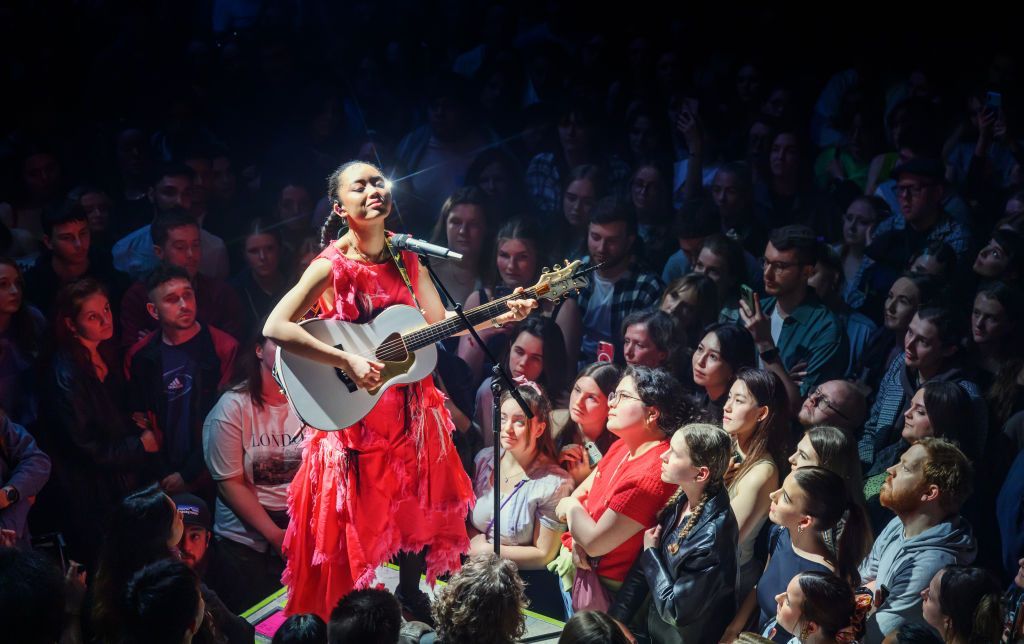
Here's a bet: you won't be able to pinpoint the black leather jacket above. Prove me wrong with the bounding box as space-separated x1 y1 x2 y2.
610 485 739 644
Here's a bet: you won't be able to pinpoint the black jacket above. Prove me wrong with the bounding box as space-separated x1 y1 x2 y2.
40 349 157 564
125 325 237 484
610 485 739 644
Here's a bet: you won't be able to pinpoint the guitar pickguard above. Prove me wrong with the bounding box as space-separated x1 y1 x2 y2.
368 332 414 395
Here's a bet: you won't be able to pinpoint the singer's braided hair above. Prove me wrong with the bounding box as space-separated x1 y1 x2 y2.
321 160 385 248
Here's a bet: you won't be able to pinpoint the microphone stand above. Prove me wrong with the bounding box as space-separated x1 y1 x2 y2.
418 253 533 558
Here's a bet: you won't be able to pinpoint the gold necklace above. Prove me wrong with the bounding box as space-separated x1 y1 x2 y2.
348 237 388 264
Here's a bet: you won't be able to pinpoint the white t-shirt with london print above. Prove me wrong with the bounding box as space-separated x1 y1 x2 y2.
202 389 308 552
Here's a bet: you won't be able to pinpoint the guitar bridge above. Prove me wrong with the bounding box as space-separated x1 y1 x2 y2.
333 367 358 393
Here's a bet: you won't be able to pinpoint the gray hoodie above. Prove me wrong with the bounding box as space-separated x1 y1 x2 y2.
858 514 977 643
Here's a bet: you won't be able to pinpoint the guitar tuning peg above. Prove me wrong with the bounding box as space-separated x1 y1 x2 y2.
554 263 562 271
542 266 550 273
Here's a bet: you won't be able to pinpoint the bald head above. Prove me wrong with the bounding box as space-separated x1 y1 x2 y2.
798 380 866 430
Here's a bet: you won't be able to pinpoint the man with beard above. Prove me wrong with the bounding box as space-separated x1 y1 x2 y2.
126 264 238 497
796 379 866 434
858 438 977 642
576 198 663 365
172 493 213 577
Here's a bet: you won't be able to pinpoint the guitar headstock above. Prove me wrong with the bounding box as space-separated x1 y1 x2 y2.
535 259 589 302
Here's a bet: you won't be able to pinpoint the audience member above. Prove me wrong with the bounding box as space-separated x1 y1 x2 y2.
859 438 977 641
0 409 50 548
576 199 663 365
119 209 244 345
554 362 622 485
469 381 573 617
554 366 696 614
202 323 305 611
723 368 790 601
921 565 1003 644
0 257 45 427
126 264 239 496
329 588 401 644
43 278 158 566
611 423 738 643
275 614 328 644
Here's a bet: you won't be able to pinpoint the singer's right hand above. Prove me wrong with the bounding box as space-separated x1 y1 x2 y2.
341 354 385 390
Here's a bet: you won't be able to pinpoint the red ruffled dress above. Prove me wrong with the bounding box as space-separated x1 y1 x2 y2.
281 244 474 619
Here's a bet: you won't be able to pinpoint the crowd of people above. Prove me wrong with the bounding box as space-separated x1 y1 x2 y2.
3 2 1024 643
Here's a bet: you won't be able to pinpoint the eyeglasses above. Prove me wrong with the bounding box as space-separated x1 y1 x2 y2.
895 183 936 197
808 387 849 420
608 390 645 406
761 258 801 273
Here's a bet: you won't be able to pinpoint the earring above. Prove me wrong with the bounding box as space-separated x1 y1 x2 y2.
797 525 804 533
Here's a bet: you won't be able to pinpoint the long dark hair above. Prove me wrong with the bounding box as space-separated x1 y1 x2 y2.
502 316 568 401
792 467 871 587
704 322 757 377
93 484 178 638
558 610 632 644
805 425 865 504
920 380 973 443
561 362 622 446
0 257 38 356
795 571 864 642
937 566 1004 644
226 317 273 409
53 277 118 377
725 368 789 487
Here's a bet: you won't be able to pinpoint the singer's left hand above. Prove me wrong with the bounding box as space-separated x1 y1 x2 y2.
498 287 538 325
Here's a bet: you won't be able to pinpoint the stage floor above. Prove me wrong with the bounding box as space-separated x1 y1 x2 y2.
242 563 566 642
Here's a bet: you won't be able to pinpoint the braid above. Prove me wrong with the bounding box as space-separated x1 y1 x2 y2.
320 211 346 248
677 491 708 540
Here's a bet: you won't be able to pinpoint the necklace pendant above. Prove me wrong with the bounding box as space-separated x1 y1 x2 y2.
667 543 679 555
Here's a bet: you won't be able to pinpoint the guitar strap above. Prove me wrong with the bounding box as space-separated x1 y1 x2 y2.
384 234 425 314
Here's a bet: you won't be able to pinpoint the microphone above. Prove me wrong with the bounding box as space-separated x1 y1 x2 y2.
390 234 463 261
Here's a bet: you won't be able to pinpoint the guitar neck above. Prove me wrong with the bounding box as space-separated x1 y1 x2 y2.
402 285 549 351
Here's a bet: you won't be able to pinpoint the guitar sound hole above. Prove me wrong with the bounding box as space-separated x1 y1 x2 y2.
375 332 408 362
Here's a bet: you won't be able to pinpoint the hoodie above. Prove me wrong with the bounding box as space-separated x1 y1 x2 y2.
858 514 977 643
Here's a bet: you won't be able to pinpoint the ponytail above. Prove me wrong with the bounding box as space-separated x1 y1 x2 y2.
793 467 871 587
832 498 870 588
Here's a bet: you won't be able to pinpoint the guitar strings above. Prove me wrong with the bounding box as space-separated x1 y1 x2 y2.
327 284 549 362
